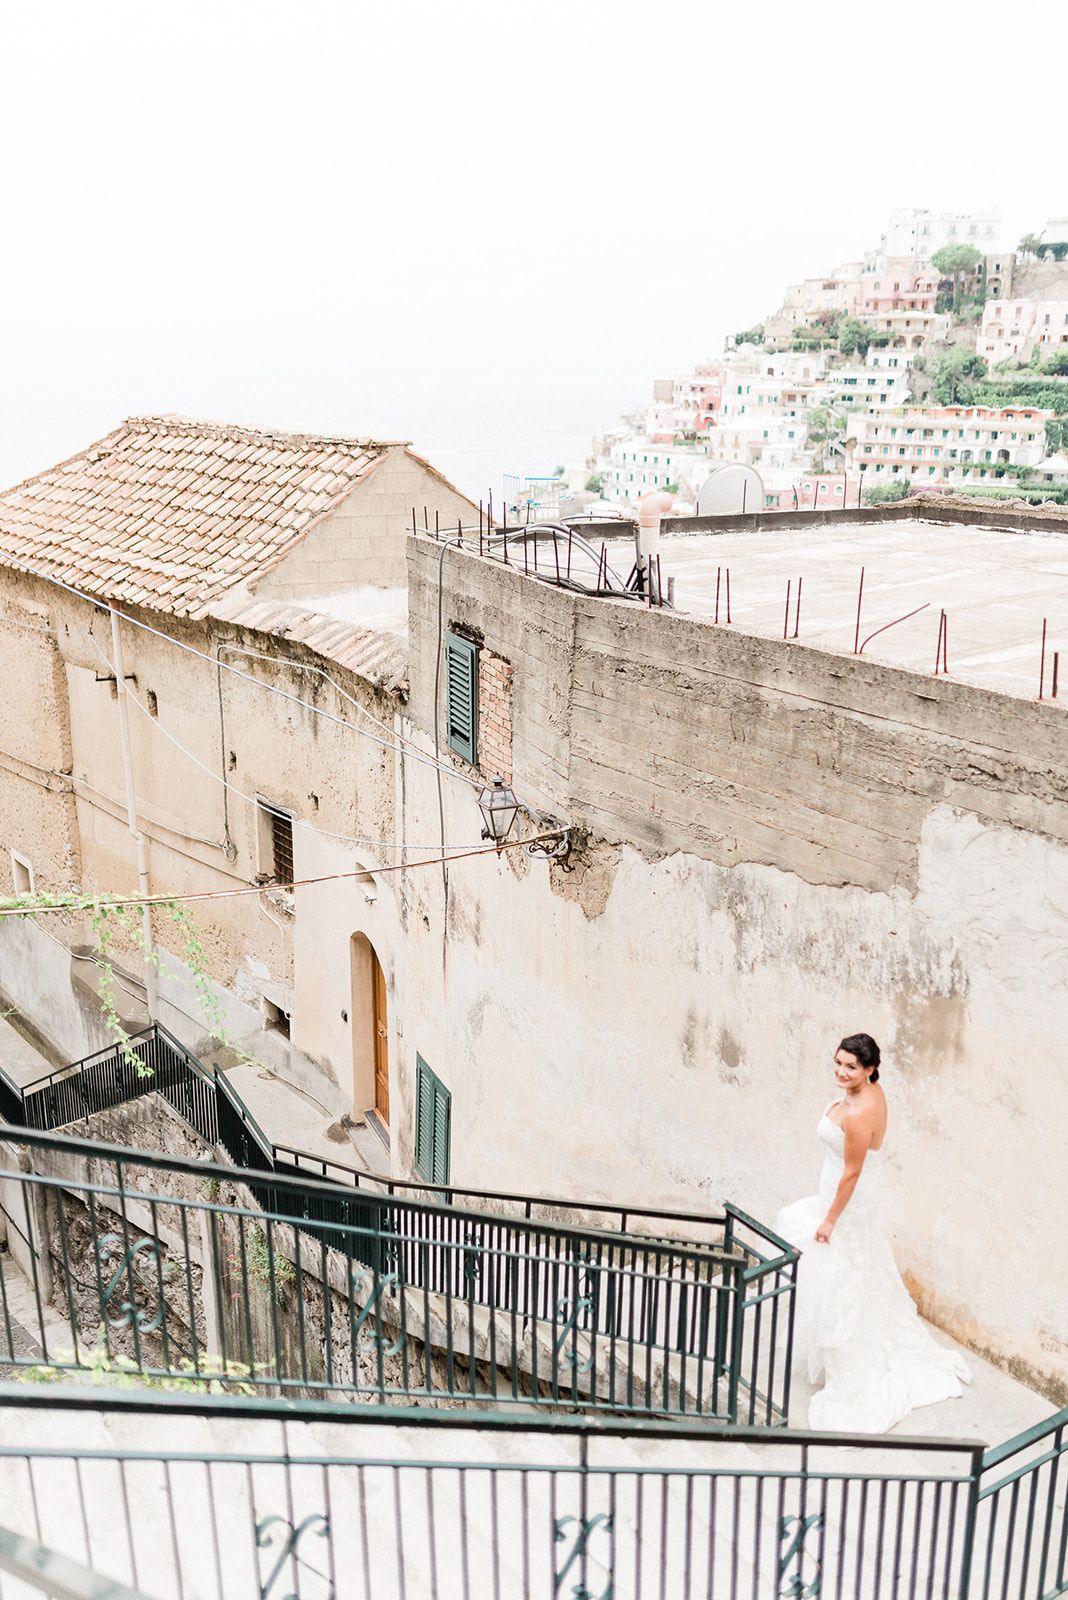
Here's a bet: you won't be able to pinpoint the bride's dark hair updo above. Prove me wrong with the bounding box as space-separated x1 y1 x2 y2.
839 1033 881 1083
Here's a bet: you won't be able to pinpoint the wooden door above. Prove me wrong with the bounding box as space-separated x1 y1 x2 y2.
372 951 389 1125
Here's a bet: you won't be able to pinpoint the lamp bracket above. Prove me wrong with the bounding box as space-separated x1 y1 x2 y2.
526 830 572 869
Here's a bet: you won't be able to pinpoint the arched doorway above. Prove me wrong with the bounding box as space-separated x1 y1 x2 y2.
350 934 389 1131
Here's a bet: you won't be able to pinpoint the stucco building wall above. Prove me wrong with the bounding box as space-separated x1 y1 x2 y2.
257 446 480 598
0 569 402 1119
399 532 1068 1400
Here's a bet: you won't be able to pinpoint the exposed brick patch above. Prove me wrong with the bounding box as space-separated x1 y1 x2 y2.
478 653 513 782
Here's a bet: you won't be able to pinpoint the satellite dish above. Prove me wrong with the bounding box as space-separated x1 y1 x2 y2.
695 463 765 517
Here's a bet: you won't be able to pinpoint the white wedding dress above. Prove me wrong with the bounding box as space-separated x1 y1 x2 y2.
775 1103 971 1434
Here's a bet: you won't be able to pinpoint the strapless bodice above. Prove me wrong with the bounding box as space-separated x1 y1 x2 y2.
817 1108 883 1211
818 1108 885 1162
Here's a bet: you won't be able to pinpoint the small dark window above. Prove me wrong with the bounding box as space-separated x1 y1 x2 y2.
264 998 291 1039
270 811 294 884
258 801 294 886
415 1055 451 1186
445 633 478 765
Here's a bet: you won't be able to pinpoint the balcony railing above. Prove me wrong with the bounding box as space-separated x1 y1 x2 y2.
0 1385 1064 1599
0 1110 796 1425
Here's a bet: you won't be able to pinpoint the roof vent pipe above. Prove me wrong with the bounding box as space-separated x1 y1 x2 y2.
636 491 673 602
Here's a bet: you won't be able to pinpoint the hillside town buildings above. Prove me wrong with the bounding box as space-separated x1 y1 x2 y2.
979 296 1068 364
583 205 1068 516
850 404 1051 485
882 206 1001 257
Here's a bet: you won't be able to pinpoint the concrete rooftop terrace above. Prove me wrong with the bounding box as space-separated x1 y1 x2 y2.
607 517 1068 702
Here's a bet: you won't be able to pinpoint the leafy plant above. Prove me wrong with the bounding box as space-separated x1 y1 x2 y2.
21 1329 267 1393
862 478 910 505
0 890 266 1080
931 243 983 313
837 318 880 358
930 348 987 404
242 1226 295 1299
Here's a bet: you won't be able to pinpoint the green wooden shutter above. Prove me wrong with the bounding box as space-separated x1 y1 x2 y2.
432 1079 451 1186
445 633 478 765
415 1056 434 1179
415 1055 451 1186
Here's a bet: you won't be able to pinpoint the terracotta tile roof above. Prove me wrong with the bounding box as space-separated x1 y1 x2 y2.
0 415 404 620
208 590 408 692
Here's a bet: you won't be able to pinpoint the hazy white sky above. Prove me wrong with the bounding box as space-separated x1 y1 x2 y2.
0 0 1063 500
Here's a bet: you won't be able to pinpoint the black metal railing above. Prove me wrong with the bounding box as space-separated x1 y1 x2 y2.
972 1408 1068 1598
6 1384 1064 1600
0 1027 797 1424
0 1120 795 1424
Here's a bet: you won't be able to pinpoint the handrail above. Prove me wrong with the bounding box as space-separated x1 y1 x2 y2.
0 1523 155 1600
0 1380 981 1453
17 1028 159 1094
6 1021 794 1269
274 1138 732 1236
980 1404 1068 1471
0 1121 751 1270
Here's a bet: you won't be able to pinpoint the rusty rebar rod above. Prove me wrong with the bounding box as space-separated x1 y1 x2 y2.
859 602 930 656
1040 617 1048 699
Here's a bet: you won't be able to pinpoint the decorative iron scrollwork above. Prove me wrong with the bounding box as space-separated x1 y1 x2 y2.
779 1512 824 1598
554 1513 613 1599
95 1232 164 1333
554 1247 596 1374
462 1227 483 1291
256 1513 334 1599
349 1266 406 1356
553 1293 594 1374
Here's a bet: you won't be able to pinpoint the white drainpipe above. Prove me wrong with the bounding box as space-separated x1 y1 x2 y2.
636 491 674 601
109 605 159 1019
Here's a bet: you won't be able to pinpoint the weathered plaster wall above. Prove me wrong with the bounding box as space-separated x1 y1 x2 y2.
0 592 81 893
400 533 1068 1399
0 570 402 1122
258 447 480 598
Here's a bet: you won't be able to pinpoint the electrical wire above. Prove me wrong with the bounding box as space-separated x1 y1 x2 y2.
217 639 421 761
433 538 450 903
72 772 230 854
0 831 564 916
4 551 484 790
70 620 466 854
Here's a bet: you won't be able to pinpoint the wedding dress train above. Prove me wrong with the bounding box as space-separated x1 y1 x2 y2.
775 1106 971 1434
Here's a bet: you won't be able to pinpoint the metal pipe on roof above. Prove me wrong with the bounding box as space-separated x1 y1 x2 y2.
636 491 672 604
1040 618 1048 699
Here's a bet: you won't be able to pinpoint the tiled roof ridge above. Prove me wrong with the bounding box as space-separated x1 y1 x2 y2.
123 414 412 452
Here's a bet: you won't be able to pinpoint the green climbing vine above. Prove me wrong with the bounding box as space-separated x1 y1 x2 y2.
0 890 262 1076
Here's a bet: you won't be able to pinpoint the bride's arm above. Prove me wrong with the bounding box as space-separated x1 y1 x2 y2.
815 1120 870 1243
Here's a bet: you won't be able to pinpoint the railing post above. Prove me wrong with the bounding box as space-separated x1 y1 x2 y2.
726 1260 745 1424
958 1444 985 1599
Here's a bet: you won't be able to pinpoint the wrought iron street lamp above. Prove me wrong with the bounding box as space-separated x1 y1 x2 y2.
477 776 520 851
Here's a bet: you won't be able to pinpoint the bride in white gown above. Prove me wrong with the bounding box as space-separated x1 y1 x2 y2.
775 1033 971 1434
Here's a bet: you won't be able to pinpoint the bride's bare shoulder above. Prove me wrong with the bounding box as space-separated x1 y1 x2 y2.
842 1088 884 1133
